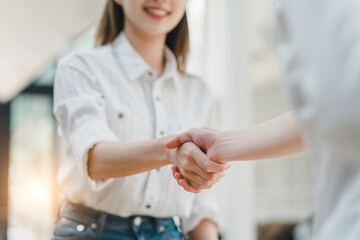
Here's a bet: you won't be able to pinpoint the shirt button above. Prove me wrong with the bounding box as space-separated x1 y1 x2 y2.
134 216 142 226
148 71 153 77
155 97 160 102
146 204 151 209
118 112 124 119
76 224 85 232
159 130 165 136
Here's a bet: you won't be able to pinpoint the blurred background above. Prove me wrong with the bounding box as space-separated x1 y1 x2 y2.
0 0 314 239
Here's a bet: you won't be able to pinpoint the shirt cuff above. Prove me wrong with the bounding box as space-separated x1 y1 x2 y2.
70 121 119 191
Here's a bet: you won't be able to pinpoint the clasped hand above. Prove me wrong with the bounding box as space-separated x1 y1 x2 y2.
166 128 230 193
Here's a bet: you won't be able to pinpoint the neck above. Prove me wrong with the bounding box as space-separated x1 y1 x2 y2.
124 24 166 77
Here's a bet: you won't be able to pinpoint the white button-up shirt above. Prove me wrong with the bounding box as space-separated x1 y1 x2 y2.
54 33 219 233
276 0 360 239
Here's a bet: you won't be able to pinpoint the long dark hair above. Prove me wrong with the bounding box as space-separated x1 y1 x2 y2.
95 1 189 75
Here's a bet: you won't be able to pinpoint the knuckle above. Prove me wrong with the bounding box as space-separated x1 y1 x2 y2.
205 185 213 189
199 178 207 185
204 172 212 180
204 182 213 189
209 173 217 181
204 165 211 172
187 145 197 154
182 171 191 179
204 180 212 187
188 128 196 133
184 150 192 159
182 162 192 171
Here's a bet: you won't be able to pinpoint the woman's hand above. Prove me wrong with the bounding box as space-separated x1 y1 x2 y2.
165 128 224 163
166 141 228 193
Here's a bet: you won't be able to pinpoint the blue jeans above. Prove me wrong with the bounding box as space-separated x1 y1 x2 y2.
52 201 184 240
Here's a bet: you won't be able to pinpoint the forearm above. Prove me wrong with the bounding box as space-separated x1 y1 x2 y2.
189 219 218 240
217 111 306 161
88 136 172 179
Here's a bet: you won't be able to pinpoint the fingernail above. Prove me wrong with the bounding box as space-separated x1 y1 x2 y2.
226 163 231 169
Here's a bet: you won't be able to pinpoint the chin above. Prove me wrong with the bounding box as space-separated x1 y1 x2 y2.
142 27 171 38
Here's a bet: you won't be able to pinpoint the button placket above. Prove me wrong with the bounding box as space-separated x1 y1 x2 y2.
142 178 156 211
152 82 166 138
118 112 124 119
142 171 160 212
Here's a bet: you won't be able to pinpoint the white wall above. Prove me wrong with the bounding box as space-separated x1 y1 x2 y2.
204 0 255 239
0 0 105 103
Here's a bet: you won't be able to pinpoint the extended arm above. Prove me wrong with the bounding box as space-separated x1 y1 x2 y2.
166 111 306 163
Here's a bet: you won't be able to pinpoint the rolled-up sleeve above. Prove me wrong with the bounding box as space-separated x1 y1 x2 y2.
54 54 119 191
181 189 221 234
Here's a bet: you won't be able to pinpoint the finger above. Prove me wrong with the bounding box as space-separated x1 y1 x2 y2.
182 169 210 186
174 172 183 182
179 179 200 193
165 132 192 149
171 165 178 176
190 146 228 173
188 171 226 186
178 159 209 186
226 162 231 169
186 178 212 191
171 165 181 175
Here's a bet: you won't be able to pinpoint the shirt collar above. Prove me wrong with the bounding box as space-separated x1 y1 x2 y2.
112 32 178 81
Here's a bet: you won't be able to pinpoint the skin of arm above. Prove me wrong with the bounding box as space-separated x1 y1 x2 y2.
88 136 228 190
216 111 306 161
166 111 306 192
189 219 219 240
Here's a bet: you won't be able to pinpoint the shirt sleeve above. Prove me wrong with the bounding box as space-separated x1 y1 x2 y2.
181 189 221 234
276 0 360 164
54 53 119 191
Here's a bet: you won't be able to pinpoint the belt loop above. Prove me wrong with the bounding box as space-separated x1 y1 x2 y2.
172 216 183 233
56 199 66 218
151 216 157 232
97 212 108 233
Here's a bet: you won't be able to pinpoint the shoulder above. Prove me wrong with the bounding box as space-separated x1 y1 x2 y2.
57 45 113 71
55 46 114 90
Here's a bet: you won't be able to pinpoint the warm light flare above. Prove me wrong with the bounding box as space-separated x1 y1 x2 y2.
26 180 52 205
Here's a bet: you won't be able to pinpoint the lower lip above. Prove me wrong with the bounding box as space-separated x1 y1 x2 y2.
145 10 168 20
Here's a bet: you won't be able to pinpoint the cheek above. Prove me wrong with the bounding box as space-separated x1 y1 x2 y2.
167 12 186 30
170 3 186 23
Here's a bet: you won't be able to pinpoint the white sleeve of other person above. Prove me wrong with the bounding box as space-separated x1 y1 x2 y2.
276 0 360 239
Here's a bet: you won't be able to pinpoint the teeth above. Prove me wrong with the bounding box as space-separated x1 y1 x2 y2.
146 8 168 16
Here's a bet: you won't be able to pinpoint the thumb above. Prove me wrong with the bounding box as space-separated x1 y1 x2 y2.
164 133 192 149
201 126 218 132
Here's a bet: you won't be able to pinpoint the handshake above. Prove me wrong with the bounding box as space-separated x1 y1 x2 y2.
164 127 231 194
164 112 304 193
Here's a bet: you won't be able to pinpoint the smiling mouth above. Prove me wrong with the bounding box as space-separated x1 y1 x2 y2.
144 7 170 19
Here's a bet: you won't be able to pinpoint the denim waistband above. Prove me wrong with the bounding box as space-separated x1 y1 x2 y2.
58 201 180 234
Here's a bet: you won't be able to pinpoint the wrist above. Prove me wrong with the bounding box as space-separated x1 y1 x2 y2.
159 135 175 165
215 131 236 162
